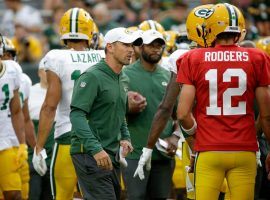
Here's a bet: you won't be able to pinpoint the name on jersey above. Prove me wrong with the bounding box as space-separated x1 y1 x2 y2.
70 53 102 63
204 51 249 62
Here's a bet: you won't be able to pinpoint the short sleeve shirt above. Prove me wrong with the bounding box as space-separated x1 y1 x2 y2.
177 45 270 151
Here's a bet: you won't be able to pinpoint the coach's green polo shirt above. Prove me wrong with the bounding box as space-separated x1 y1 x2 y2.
123 59 174 160
70 59 130 160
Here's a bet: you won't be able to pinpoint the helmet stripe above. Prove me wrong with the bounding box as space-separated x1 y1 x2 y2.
148 20 156 30
233 7 238 26
75 9 79 32
224 3 232 26
69 9 73 33
71 8 79 33
225 3 237 27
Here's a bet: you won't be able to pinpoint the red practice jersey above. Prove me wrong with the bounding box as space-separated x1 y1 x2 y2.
177 44 270 151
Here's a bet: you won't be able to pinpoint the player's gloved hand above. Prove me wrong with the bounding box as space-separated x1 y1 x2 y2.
133 147 152 180
32 147 48 176
16 144 28 168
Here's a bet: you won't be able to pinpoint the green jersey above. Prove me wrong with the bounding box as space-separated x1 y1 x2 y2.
123 59 174 160
70 59 130 161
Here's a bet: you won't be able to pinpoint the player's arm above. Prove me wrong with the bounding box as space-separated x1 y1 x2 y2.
23 98 36 148
10 89 26 144
255 86 270 179
146 72 180 149
256 86 270 143
36 70 61 154
177 84 196 150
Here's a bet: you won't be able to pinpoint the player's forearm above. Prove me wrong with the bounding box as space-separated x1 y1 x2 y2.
36 103 56 150
25 119 36 148
260 116 270 145
10 91 26 144
185 136 195 153
23 101 37 148
11 110 26 144
147 106 173 149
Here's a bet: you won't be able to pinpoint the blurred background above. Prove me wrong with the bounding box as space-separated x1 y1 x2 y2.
0 0 269 83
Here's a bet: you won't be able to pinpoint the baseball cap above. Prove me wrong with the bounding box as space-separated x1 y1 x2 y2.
104 27 142 46
142 30 165 45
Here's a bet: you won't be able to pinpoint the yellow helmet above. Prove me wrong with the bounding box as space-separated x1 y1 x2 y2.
204 3 246 46
127 26 139 32
256 37 270 55
59 7 94 42
186 4 214 47
91 22 99 49
138 20 165 34
164 30 180 53
2 36 16 52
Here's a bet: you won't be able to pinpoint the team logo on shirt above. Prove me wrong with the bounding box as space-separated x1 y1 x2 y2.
80 81 86 88
162 81 168 86
124 87 128 93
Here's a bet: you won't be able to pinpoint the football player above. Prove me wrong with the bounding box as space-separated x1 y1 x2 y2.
0 36 35 200
33 8 105 200
133 4 232 200
139 20 165 34
177 3 270 200
0 34 26 200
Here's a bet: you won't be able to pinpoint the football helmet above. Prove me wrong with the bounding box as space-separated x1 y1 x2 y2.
59 7 94 42
91 22 99 49
2 36 17 59
204 3 246 46
139 20 165 34
127 26 139 32
164 30 180 54
186 4 214 47
256 37 270 55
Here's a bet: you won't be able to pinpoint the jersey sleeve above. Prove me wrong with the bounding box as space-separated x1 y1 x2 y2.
169 49 189 74
176 53 193 85
168 55 177 74
257 52 270 86
71 71 98 113
43 50 61 77
13 63 22 90
22 74 32 99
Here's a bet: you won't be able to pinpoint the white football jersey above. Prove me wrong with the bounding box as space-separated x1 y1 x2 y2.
0 60 21 150
29 83 46 120
44 49 105 139
7 73 32 147
160 57 171 71
167 49 189 74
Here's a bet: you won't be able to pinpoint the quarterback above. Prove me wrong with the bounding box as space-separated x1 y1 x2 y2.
177 3 270 200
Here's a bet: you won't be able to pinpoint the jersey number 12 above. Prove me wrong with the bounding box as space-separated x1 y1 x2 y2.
205 68 246 115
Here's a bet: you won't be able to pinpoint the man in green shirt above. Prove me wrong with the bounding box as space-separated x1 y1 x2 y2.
123 29 180 200
70 27 142 200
